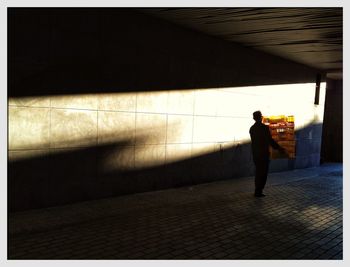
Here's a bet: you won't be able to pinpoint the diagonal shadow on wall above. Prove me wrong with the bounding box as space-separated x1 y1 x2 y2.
8 121 323 212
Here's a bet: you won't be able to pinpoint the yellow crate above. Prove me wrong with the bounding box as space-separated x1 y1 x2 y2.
287 115 295 123
272 115 286 123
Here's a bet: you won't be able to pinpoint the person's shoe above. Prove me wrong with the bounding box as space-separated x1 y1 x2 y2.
254 193 266 197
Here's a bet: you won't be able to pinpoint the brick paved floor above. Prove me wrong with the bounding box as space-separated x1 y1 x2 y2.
8 163 342 259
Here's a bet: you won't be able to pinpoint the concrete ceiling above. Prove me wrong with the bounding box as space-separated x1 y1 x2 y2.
142 8 343 79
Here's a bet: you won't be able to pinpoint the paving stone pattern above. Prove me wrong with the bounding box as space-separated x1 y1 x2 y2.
8 164 342 259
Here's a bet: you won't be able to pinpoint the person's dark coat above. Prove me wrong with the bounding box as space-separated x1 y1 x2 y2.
249 122 280 162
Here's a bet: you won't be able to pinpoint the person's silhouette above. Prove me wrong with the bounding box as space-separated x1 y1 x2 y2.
249 111 285 197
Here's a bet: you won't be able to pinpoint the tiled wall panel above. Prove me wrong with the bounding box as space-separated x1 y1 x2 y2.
9 106 51 150
50 109 98 148
8 82 325 211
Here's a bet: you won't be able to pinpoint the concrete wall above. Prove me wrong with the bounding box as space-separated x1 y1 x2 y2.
8 9 325 211
321 79 343 162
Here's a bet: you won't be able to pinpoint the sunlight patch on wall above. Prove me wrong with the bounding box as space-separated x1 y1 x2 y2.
8 82 325 169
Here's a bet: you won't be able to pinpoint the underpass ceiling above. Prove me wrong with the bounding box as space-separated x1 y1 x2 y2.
142 8 342 79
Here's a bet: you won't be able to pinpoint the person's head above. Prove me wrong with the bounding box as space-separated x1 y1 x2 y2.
253 111 262 122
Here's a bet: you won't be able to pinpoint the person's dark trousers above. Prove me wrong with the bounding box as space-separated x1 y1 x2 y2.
254 159 270 195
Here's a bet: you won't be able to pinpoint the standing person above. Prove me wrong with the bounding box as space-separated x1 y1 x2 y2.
249 111 285 197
